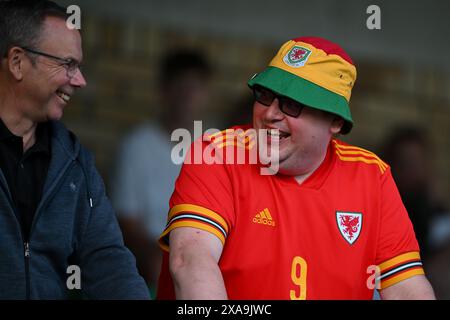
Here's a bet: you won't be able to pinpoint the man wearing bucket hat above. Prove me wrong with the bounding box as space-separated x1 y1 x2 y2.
157 37 435 299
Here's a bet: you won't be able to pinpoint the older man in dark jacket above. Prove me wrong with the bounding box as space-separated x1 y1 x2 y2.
0 0 149 299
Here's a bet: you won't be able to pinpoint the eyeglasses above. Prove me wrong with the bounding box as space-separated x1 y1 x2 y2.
22 47 81 79
252 85 305 118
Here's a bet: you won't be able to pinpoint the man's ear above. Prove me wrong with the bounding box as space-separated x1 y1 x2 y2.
330 116 344 135
7 47 27 81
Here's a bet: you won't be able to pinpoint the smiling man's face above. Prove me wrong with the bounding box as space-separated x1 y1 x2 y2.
253 95 343 176
20 16 86 122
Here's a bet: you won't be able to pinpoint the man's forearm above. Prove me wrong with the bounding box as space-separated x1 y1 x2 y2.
170 253 228 299
380 275 436 300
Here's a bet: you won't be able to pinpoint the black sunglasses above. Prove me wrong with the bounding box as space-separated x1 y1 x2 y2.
252 86 305 118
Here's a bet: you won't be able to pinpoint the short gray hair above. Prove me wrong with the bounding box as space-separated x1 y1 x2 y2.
0 0 69 58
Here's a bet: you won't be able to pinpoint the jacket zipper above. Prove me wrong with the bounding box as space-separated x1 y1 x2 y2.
24 161 75 298
1 160 75 299
1 173 30 299
24 242 30 299
0 170 31 298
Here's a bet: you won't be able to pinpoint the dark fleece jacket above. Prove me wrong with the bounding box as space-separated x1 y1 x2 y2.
0 121 149 299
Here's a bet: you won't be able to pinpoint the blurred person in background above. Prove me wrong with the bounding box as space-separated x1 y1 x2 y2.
222 92 254 130
0 0 149 299
381 126 450 299
110 49 212 298
426 243 450 299
381 126 450 260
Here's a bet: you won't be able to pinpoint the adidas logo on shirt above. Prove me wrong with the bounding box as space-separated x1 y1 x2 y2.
253 208 276 227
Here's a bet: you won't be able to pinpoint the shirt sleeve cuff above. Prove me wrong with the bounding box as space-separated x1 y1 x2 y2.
377 251 425 289
158 204 229 252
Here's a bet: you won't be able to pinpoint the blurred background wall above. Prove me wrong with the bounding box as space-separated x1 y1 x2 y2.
54 0 450 297
57 0 449 206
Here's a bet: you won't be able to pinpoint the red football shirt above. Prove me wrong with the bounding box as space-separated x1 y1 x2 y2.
158 126 423 299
